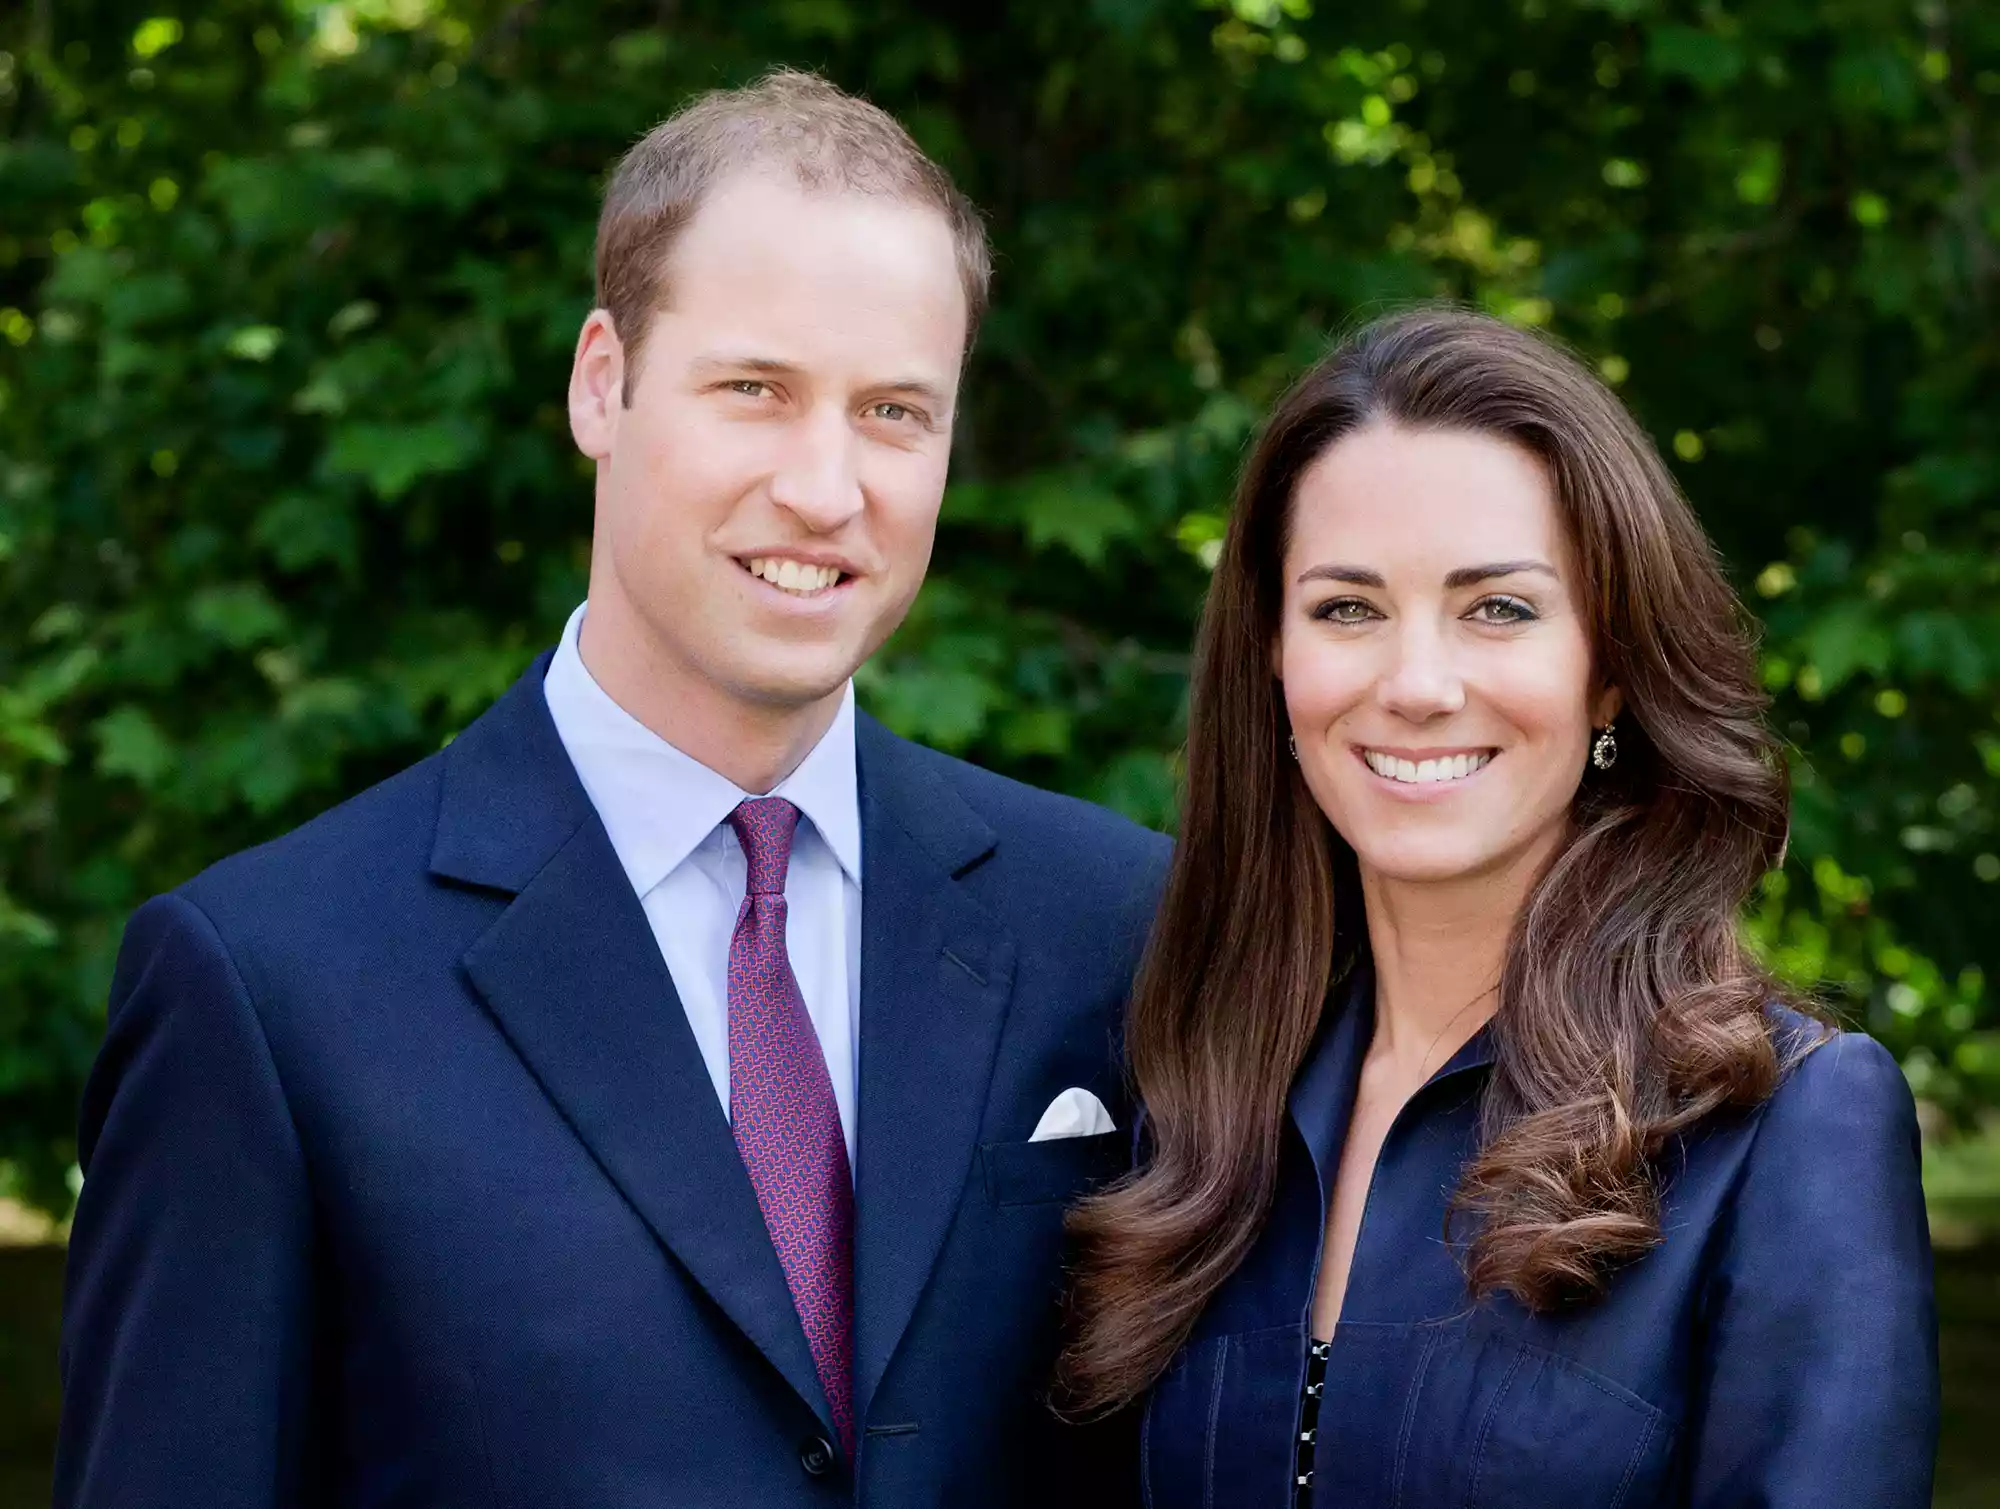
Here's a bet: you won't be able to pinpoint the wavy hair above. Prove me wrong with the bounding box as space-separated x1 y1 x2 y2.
1056 306 1799 1417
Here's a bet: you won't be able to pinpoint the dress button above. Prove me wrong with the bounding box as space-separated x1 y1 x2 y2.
799 1435 836 1477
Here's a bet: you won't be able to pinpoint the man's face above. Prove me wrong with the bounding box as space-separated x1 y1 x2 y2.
569 172 967 715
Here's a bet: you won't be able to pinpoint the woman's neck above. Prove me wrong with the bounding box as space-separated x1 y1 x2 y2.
1358 839 1552 1077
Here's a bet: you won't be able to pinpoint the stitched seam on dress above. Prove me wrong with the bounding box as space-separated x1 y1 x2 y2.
1609 1404 1661 1509
1140 1393 1156 1509
1391 1327 1444 1509
1563 1364 1651 1410
1202 1335 1229 1509
1464 1345 1529 1509
456 1361 505 1509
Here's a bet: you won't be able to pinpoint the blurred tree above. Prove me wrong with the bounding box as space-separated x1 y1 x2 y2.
0 0 1994 1211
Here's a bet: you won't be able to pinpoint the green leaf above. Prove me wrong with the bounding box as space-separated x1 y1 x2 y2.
322 418 485 501
253 492 360 575
93 704 175 787
1018 476 1139 566
1646 25 1746 92
225 324 284 361
861 666 998 750
187 583 287 649
1798 602 1894 694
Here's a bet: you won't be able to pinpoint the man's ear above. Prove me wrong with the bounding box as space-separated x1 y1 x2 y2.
568 309 625 461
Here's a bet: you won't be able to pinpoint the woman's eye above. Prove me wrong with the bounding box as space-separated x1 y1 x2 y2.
1470 595 1537 624
725 380 771 397
1312 598 1378 624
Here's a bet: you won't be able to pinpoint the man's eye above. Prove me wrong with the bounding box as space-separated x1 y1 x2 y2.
1312 598 1377 624
871 402 912 422
1471 595 1537 623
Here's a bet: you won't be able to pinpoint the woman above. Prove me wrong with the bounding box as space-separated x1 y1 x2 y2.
1058 308 1937 1507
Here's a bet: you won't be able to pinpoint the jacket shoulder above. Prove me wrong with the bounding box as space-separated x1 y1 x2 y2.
1755 1006 1917 1155
886 730 1172 875
176 750 448 932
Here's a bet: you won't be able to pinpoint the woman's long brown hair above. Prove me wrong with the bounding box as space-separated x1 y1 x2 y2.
1055 306 1797 1417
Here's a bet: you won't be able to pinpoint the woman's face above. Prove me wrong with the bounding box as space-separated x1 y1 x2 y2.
1275 421 1620 889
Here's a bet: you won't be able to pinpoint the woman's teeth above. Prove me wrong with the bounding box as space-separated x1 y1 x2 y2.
745 557 842 594
1363 750 1494 785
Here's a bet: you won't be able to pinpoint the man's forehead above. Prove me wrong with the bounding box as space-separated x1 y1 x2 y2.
637 174 970 377
671 170 958 274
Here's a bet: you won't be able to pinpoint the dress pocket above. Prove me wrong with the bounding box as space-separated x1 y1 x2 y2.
1395 1332 1675 1509
979 1130 1126 1207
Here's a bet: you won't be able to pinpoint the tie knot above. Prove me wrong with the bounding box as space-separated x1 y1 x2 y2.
728 797 801 896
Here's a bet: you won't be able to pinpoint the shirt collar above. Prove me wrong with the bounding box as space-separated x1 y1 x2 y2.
541 602 861 898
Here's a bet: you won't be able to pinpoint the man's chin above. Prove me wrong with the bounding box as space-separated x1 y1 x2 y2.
721 612 907 713
723 654 862 714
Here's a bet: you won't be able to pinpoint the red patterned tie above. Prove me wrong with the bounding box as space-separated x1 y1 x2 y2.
726 797 855 1457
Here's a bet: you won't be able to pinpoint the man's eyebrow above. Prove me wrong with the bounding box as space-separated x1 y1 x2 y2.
1293 560 1559 588
690 354 805 378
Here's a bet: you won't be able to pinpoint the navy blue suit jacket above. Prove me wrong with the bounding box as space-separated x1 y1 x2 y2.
57 656 1170 1507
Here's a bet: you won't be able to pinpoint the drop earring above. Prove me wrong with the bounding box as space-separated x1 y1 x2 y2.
1591 723 1619 771
1287 733 1299 762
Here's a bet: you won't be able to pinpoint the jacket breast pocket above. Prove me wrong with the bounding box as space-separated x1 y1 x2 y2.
1397 1335 1676 1509
980 1131 1126 1207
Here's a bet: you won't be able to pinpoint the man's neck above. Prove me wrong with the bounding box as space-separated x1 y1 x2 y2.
575 599 844 795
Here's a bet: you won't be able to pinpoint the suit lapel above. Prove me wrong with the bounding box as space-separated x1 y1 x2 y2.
851 715 1014 1419
435 659 833 1438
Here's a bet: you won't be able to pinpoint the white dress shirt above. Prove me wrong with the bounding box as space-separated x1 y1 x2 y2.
541 603 862 1165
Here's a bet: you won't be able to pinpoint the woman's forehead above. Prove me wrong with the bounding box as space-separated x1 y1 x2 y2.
1286 425 1568 575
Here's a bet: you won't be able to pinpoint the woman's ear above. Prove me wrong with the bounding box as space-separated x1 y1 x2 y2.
1594 683 1625 727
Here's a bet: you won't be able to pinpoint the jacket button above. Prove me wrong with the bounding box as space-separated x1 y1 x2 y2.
799 1436 835 1477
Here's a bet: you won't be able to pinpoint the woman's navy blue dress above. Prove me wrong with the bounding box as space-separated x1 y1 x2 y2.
1138 968 1938 1509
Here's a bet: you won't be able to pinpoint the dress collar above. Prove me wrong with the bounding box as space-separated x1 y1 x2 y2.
1288 955 1496 1186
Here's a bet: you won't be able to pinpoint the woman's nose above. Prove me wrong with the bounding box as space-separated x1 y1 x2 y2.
1375 623 1466 722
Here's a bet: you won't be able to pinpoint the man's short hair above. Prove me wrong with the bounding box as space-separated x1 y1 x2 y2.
594 68 992 397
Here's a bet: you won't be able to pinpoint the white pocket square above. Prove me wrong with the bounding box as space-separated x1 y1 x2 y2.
1028 1086 1116 1142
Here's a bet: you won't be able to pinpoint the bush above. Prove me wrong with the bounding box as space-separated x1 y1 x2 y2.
1 0 1995 1210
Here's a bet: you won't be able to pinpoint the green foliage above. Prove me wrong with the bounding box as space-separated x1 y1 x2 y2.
1 0 1996 1209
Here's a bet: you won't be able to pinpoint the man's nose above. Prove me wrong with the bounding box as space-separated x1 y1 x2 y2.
767 407 865 533
1375 620 1467 721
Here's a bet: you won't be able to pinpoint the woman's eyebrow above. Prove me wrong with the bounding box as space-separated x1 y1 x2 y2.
1294 560 1559 588
1296 564 1386 587
1443 560 1559 588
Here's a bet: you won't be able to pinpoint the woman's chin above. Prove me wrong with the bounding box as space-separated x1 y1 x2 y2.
1346 832 1546 891
1344 838 1466 882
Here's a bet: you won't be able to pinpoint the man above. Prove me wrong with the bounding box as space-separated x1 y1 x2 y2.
57 70 1167 1506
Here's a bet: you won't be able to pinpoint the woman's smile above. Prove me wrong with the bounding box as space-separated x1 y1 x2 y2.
1355 745 1498 789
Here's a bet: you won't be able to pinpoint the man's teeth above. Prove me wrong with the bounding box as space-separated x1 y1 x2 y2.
1363 750 1494 785
746 557 841 594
